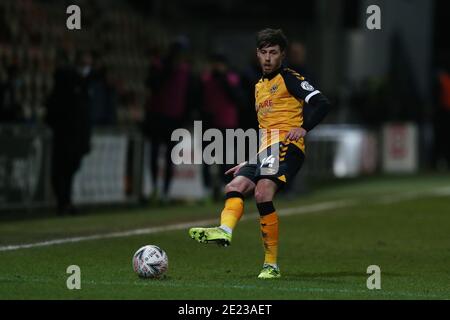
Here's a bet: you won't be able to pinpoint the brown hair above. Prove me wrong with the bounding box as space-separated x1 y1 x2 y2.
256 28 288 51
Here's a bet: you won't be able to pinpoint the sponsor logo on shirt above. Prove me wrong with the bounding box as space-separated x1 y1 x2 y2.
257 99 273 115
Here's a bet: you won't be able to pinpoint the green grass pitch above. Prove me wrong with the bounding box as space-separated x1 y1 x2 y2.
0 174 449 299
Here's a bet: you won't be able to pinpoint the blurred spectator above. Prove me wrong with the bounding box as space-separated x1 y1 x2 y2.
287 40 318 129
240 54 260 130
90 63 118 126
200 52 244 199
143 36 196 203
45 51 94 215
0 64 24 123
287 40 316 83
433 52 450 169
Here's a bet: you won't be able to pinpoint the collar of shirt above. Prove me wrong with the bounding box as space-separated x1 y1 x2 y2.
262 66 283 81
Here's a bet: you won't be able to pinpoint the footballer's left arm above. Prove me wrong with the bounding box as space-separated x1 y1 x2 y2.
301 93 331 132
281 69 331 135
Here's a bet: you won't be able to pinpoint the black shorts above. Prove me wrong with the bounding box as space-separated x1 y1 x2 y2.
236 141 305 189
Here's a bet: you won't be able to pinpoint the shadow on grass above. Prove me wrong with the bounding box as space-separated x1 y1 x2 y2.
237 271 403 282
283 271 403 280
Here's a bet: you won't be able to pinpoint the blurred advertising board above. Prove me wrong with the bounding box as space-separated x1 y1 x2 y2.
306 125 378 178
382 123 418 173
0 126 51 209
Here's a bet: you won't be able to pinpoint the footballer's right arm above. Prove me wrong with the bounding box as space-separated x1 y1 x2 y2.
225 162 248 176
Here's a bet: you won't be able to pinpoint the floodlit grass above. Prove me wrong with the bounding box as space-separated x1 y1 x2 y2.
0 174 449 299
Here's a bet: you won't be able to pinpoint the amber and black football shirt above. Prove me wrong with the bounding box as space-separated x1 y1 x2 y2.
255 67 324 153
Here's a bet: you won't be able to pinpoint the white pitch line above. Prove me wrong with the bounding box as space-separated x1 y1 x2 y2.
0 200 354 252
0 187 448 252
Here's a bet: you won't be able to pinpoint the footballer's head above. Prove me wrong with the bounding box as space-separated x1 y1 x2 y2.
256 28 287 75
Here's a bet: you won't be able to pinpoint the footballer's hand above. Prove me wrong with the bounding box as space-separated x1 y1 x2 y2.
285 127 307 142
225 162 247 177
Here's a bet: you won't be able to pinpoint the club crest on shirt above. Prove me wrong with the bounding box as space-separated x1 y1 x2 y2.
270 84 278 94
301 81 314 91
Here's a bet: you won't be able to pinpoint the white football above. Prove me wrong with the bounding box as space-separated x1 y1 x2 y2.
132 245 168 279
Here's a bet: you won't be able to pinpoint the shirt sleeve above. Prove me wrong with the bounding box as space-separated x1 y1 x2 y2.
280 68 321 103
281 68 331 131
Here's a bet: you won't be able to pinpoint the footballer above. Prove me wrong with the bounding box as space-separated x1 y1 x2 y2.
189 28 331 279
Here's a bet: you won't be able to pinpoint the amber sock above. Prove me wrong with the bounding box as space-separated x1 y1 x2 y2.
219 192 244 234
257 201 279 266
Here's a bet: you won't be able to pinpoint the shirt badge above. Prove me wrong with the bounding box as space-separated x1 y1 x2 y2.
301 81 315 91
270 84 278 94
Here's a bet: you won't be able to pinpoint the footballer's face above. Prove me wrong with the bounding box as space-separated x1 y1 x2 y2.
257 45 285 74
